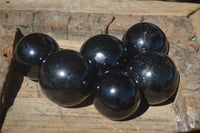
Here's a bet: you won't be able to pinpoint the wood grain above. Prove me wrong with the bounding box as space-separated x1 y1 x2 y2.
2 70 179 133
0 2 200 131
2 36 199 132
0 10 115 40
0 0 199 16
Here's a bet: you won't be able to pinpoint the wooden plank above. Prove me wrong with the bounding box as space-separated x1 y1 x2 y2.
152 15 200 130
2 36 199 132
0 26 24 128
2 72 179 133
0 11 115 40
0 0 199 16
172 10 200 131
171 42 200 131
1 10 199 41
0 7 200 132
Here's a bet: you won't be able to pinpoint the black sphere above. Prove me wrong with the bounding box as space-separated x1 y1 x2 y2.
126 52 179 105
122 22 169 56
94 71 141 120
39 50 94 107
14 33 60 80
80 34 128 74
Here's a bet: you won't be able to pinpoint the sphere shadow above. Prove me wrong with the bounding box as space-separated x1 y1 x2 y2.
177 130 200 133
162 0 200 3
31 79 38 82
166 40 170 55
14 60 39 82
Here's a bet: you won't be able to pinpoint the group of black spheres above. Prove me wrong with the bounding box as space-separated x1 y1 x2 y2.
14 22 180 121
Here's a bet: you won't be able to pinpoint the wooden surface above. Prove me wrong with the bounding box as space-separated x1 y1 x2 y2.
0 0 199 16
0 1 199 40
1 33 199 132
174 9 200 130
1 56 179 133
0 0 200 132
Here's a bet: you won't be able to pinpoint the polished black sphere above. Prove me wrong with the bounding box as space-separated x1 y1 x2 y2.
122 22 169 56
94 71 141 120
80 34 128 74
39 50 94 107
126 52 179 105
14 33 60 80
